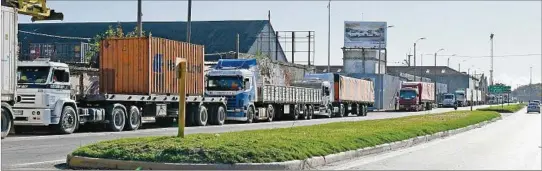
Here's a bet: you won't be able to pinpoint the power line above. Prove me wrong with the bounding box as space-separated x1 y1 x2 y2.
431 54 541 58
18 30 92 41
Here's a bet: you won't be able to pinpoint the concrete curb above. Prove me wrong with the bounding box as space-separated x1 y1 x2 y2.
67 116 502 170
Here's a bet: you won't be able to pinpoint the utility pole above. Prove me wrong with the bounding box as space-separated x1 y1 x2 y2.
137 0 142 37
413 42 417 81
327 0 331 72
187 0 193 43
490 33 494 86
530 66 533 101
407 54 412 66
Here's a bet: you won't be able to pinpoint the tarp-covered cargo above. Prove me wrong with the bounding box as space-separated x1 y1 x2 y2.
338 75 374 103
1 6 17 102
99 36 204 95
402 82 436 102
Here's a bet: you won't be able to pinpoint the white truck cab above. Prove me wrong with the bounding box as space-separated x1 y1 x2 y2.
12 60 78 134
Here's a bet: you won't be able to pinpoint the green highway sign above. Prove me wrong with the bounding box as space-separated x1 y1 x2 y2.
489 85 511 93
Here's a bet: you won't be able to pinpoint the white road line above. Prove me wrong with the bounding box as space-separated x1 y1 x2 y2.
9 159 65 167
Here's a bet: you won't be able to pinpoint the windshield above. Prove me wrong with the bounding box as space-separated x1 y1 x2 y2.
206 76 244 91
399 90 417 99
456 93 465 99
17 66 50 84
444 95 454 99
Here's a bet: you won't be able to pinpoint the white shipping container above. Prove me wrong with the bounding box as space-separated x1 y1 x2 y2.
1 6 18 102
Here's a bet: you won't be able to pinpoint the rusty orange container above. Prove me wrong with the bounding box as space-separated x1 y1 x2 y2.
99 36 204 95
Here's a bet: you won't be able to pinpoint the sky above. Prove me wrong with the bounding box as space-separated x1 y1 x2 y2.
17 1 542 89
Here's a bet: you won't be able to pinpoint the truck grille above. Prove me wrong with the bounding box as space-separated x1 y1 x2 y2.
19 94 36 104
226 96 237 109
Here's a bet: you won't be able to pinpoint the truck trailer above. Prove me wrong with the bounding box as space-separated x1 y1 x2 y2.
296 73 375 118
11 37 227 134
397 82 436 111
1 6 18 138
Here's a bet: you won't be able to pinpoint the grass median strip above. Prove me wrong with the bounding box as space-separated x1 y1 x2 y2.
71 110 500 164
477 103 526 113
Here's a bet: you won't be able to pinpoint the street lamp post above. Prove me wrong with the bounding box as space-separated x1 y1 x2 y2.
327 0 331 72
447 54 456 67
376 25 394 110
413 37 426 81
434 48 445 107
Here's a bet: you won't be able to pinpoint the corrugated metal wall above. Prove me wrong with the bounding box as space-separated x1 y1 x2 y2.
100 37 204 95
348 73 404 111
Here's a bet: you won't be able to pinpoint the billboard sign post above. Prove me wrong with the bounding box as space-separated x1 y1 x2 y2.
344 21 387 49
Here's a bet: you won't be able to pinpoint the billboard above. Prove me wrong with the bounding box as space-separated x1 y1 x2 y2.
344 21 387 49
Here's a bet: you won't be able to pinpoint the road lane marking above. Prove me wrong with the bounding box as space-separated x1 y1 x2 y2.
8 159 65 167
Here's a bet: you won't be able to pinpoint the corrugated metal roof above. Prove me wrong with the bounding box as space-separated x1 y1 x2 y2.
18 20 270 57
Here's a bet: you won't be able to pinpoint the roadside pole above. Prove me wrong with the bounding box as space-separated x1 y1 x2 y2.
470 88 473 111
177 59 187 138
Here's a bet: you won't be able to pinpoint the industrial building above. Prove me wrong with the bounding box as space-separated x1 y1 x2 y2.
386 66 487 96
18 20 289 63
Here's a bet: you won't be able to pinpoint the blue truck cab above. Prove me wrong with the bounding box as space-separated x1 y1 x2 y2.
205 59 259 122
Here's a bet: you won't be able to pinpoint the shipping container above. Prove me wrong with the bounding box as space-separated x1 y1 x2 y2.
99 36 204 95
1 6 17 102
21 42 91 63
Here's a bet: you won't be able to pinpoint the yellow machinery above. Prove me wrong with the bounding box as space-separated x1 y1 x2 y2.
3 0 63 21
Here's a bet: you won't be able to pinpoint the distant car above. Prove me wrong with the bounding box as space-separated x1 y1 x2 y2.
527 102 540 113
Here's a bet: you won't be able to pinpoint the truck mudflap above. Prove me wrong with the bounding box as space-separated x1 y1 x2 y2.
12 108 52 126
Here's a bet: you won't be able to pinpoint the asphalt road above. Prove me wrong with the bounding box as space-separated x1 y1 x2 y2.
319 107 541 170
0 105 492 170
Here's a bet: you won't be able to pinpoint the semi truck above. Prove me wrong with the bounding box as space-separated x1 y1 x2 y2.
441 93 456 108
455 89 472 107
1 6 17 138
397 82 435 111
205 59 375 122
293 73 375 118
11 36 227 134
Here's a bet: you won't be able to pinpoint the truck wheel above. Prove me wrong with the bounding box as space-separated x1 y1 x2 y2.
266 105 274 122
55 106 78 134
194 106 208 126
307 106 313 120
326 105 333 118
363 105 368 116
210 105 226 125
107 106 126 132
301 106 308 120
356 104 363 116
246 106 255 123
1 107 12 139
338 104 345 117
292 105 300 120
125 106 141 131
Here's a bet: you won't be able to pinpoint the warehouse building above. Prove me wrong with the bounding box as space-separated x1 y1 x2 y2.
18 20 288 63
386 66 483 93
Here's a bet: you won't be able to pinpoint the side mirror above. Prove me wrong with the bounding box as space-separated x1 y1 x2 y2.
244 79 250 90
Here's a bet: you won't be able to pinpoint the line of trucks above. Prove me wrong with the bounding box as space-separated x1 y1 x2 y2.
395 82 485 111
1 6 376 138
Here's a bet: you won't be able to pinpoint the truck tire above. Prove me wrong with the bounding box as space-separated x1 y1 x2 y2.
338 104 345 117
210 105 226 125
54 106 78 134
194 106 208 126
1 107 12 139
307 105 313 120
107 106 126 132
125 106 141 131
301 106 308 120
292 105 300 120
325 105 333 118
266 105 274 122
356 104 363 116
246 106 255 123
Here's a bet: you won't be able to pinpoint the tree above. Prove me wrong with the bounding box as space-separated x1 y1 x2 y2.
85 22 149 67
